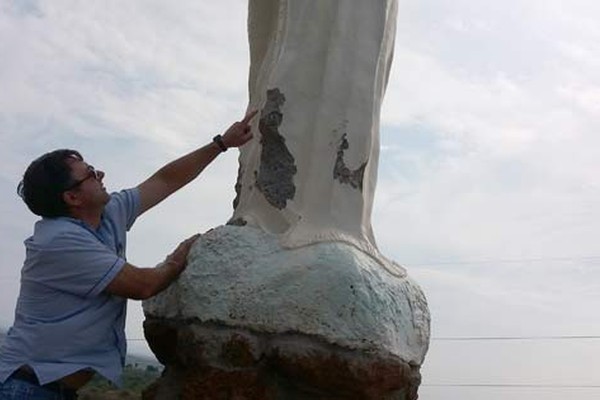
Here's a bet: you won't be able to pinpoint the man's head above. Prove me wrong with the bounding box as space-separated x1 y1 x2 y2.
18 149 108 218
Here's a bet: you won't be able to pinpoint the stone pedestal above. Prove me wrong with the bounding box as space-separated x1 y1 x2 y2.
142 226 429 400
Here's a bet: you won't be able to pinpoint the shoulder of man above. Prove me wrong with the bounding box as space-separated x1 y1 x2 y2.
27 218 97 250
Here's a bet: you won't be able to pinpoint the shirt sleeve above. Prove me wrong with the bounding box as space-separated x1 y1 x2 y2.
34 230 126 298
105 188 141 231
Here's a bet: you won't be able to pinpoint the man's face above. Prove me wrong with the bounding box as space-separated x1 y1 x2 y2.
65 157 110 209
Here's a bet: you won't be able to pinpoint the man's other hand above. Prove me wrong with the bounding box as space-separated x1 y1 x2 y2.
166 234 201 274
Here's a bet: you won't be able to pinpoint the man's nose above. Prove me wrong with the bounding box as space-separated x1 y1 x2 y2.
98 170 105 180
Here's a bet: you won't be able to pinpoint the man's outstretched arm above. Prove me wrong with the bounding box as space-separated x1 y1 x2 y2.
105 234 199 300
137 110 257 215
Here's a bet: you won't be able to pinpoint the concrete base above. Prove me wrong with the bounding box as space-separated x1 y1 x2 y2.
142 225 430 399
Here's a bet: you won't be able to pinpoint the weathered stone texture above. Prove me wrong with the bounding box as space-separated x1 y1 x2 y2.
142 226 429 399
142 320 422 400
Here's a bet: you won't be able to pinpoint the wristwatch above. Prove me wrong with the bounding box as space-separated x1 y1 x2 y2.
213 135 227 152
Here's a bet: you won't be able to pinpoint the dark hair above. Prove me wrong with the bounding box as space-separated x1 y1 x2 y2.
17 149 83 218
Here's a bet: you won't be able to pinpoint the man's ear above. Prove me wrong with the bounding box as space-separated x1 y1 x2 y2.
62 190 81 207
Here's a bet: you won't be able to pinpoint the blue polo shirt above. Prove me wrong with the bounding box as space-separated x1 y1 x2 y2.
0 188 140 387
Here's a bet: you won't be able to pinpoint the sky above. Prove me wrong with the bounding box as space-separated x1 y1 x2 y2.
1 1 600 399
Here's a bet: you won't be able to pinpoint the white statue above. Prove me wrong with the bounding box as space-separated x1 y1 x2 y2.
232 1 402 277
144 1 430 398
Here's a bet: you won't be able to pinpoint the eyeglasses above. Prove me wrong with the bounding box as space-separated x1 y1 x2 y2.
64 165 101 191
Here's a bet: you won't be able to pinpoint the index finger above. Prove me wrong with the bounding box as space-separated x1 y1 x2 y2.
241 109 259 124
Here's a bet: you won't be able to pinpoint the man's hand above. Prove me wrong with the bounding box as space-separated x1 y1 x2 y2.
222 110 258 148
165 234 200 274
104 233 200 300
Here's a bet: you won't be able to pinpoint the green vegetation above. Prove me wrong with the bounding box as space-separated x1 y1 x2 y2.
78 364 161 400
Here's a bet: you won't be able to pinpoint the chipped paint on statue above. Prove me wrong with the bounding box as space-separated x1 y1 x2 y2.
333 133 368 191
255 88 297 210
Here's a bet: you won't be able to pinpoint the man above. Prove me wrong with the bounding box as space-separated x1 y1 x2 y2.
0 110 257 399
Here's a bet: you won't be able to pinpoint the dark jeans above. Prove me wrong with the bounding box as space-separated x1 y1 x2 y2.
0 376 77 400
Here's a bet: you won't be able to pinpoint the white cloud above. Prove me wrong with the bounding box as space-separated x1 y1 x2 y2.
376 0 600 269
0 0 250 152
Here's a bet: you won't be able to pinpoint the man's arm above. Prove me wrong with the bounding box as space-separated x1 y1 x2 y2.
137 110 257 215
104 234 198 300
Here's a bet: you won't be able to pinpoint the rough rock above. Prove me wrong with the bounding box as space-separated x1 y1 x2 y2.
142 226 430 399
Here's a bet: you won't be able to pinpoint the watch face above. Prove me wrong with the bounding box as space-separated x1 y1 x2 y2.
213 135 227 151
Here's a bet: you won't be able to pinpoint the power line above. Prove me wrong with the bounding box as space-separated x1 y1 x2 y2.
432 335 600 341
423 383 600 388
407 255 600 267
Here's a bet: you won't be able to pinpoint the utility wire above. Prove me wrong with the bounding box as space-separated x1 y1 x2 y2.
423 383 600 388
432 335 600 341
407 255 600 267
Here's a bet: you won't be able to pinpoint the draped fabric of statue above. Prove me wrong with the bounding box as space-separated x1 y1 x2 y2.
233 0 399 267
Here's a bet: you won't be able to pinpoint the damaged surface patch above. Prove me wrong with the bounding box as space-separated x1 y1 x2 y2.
256 88 297 209
333 133 367 191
